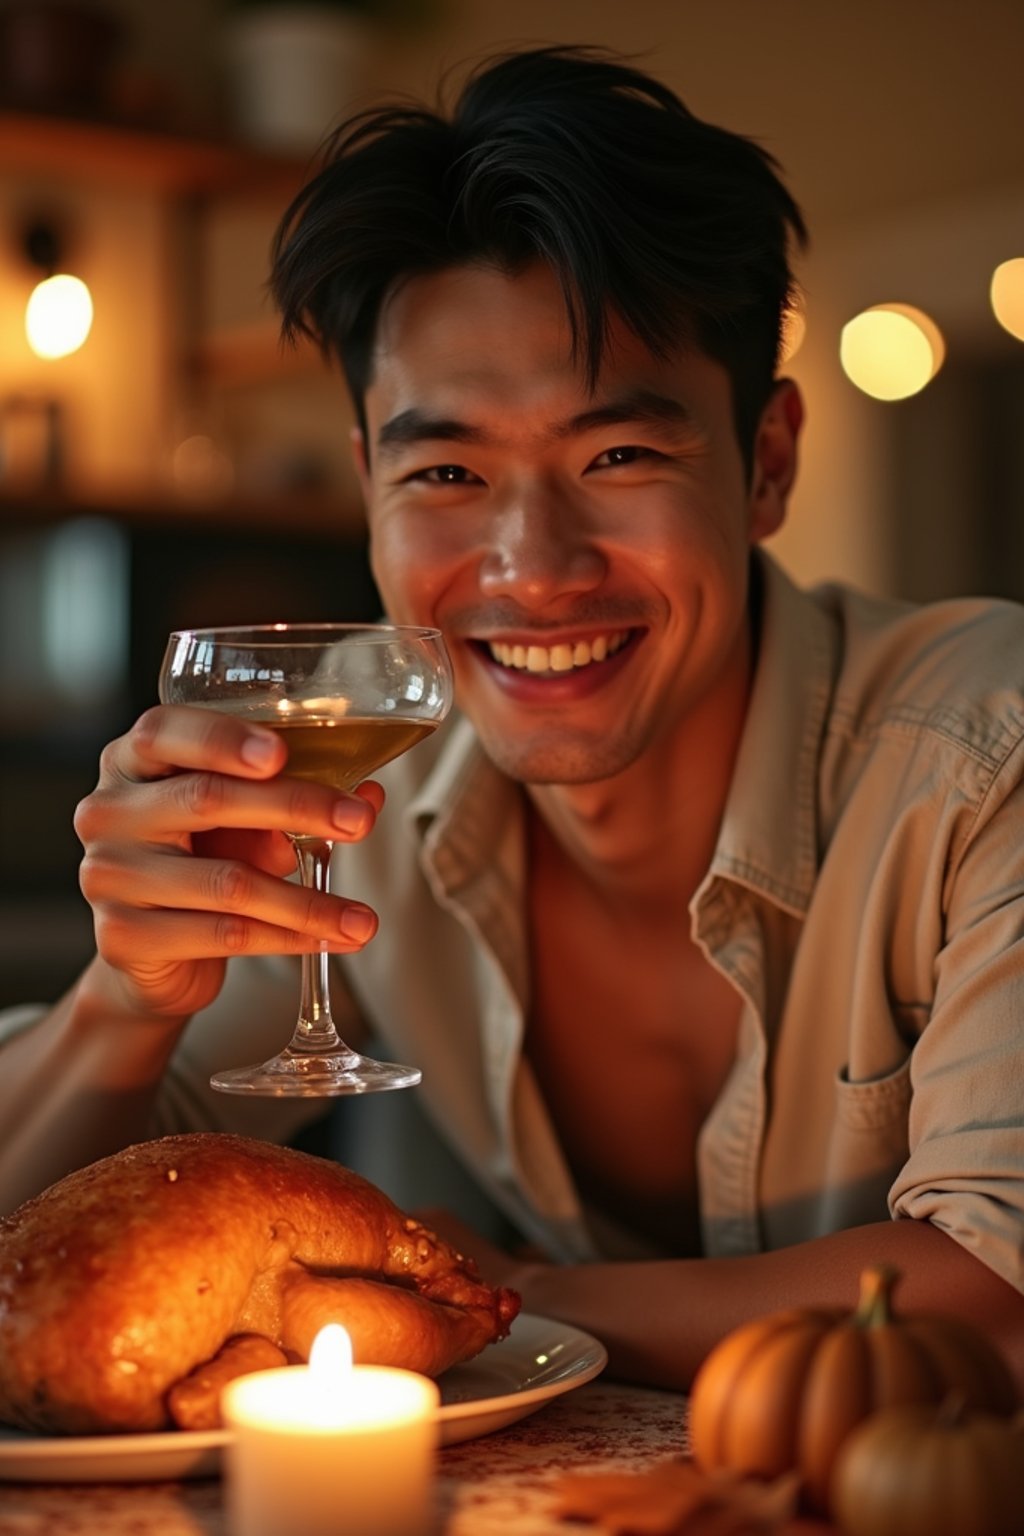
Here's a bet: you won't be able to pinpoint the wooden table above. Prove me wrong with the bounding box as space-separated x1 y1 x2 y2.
0 1380 833 1535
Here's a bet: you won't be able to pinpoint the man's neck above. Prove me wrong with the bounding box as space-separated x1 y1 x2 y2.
525 613 755 913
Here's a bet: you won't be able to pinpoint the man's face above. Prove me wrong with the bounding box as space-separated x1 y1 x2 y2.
357 261 796 786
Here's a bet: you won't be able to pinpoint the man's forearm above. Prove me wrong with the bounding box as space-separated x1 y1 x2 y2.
513 1219 1024 1391
0 958 186 1214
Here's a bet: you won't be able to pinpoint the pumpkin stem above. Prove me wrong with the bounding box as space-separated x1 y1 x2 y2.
854 1263 900 1328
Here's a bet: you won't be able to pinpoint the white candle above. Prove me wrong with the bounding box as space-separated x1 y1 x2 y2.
221 1324 440 1536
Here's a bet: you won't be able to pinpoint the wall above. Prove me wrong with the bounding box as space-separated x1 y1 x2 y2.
4 0 1024 585
133 0 1024 599
776 175 1024 598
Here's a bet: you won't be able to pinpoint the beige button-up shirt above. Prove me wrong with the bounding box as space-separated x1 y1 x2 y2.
4 553 1023 1290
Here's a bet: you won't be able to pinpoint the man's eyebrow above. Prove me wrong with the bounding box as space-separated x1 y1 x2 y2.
374 389 696 458
376 410 489 457
554 390 696 440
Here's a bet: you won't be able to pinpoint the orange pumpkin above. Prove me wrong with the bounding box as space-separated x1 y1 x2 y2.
688 1264 1018 1513
831 1398 1024 1536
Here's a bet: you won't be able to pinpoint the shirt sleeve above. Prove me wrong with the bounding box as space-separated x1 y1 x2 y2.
889 757 1024 1294
0 1005 47 1048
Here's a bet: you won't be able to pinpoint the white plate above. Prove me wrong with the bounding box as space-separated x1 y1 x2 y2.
0 1314 606 1483
435 1311 607 1443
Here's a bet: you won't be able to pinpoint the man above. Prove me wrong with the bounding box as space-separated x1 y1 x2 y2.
2 47 1022 1389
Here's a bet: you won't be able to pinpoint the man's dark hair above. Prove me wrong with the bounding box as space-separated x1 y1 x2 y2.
271 45 807 473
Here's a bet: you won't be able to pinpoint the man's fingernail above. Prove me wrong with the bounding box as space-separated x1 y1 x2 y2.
340 905 376 943
333 800 370 834
240 731 279 769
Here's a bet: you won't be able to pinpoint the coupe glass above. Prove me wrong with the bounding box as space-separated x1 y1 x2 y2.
159 623 453 1096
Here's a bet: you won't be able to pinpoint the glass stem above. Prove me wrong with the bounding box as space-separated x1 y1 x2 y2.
291 836 343 1053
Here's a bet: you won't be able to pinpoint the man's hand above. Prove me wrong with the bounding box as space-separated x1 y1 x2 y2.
413 1206 548 1295
73 703 384 1022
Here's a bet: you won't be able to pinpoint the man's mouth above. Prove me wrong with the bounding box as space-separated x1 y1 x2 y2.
483 629 633 675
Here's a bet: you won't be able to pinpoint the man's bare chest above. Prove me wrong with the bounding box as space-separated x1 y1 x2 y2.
525 897 742 1254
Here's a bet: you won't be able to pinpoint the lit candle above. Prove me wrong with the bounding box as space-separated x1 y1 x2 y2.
221 1324 440 1536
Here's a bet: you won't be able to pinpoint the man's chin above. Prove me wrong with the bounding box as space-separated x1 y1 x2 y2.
474 731 638 787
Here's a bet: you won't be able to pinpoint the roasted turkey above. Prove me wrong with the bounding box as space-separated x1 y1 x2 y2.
0 1133 520 1434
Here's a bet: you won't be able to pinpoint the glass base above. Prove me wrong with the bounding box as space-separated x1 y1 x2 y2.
210 1048 422 1097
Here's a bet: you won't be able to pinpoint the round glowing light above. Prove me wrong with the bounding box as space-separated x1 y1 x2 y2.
990 257 1024 342
839 303 944 401
25 273 94 359
170 433 235 500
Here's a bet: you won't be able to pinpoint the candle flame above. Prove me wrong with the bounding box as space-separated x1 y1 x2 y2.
309 1323 353 1383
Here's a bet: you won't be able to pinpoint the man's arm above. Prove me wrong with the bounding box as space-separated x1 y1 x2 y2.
0 702 383 1215
0 947 340 1215
431 1213 1024 1392
0 964 190 1213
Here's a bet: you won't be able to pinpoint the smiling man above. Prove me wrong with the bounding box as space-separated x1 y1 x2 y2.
361 262 779 792
2 47 1023 1390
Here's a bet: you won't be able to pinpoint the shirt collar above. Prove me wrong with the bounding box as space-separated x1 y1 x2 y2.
404 713 522 900
706 550 838 916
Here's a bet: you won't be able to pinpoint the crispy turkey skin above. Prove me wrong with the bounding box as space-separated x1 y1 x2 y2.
0 1133 520 1434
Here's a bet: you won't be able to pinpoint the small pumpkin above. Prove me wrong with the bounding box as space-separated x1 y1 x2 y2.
688 1264 1018 1513
831 1397 1024 1536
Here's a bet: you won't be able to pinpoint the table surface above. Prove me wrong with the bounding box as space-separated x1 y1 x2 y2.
0 1379 837 1536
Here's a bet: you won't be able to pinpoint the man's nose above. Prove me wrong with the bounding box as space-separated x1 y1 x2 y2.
478 496 606 608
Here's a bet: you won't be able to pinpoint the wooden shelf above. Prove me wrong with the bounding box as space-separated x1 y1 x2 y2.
0 110 310 198
0 112 349 526
195 321 325 387
0 484 366 536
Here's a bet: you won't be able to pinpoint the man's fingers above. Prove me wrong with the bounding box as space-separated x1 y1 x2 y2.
92 903 377 969
80 847 378 950
76 767 376 846
194 827 296 876
72 703 385 1004
113 705 287 783
79 706 384 849
354 780 386 815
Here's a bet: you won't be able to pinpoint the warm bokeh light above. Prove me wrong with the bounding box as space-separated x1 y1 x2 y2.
170 433 235 500
990 257 1024 342
24 273 94 359
839 303 945 400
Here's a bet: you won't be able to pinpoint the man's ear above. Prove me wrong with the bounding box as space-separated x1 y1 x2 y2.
748 378 803 543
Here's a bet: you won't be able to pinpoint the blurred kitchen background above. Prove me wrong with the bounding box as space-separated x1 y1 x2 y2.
1 0 1023 1005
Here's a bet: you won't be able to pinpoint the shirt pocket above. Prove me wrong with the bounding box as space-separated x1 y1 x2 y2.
834 1053 913 1137
817 1055 914 1232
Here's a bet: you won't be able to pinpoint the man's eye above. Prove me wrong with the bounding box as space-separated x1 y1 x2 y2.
412 464 479 485
591 445 655 469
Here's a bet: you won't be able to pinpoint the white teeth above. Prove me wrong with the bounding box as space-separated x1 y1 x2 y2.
487 631 629 674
